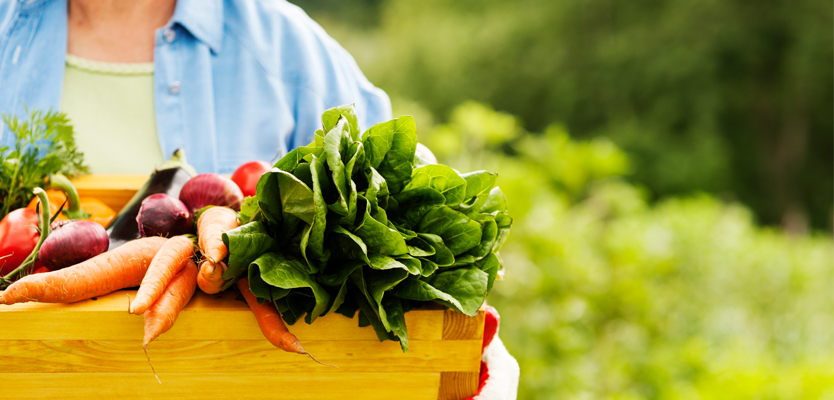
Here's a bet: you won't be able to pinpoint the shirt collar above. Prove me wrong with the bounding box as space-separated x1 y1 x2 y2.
17 0 52 13
18 0 225 54
170 0 224 54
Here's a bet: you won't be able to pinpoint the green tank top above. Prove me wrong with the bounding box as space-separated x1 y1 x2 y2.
60 54 163 174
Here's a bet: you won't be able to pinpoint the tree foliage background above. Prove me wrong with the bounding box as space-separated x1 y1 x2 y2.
294 0 833 231
291 1 834 398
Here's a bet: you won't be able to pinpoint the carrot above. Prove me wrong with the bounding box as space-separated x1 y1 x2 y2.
143 259 198 383
196 260 227 294
237 278 308 354
0 237 168 305
130 235 194 315
197 206 239 264
143 259 198 347
237 277 335 367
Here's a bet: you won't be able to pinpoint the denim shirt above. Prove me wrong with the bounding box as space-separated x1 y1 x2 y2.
0 0 392 173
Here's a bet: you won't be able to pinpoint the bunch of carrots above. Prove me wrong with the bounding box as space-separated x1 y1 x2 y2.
0 204 321 381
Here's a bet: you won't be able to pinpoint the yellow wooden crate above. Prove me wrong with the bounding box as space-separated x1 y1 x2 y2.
0 175 485 400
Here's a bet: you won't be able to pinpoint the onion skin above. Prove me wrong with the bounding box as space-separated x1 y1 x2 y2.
179 173 244 212
136 193 193 238
38 221 109 271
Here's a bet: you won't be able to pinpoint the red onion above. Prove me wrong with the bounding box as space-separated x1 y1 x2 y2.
179 173 244 212
38 221 109 271
137 193 193 237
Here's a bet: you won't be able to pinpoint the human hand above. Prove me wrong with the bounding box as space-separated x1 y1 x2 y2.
465 305 520 400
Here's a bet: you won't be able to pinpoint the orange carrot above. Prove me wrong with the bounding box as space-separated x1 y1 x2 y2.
130 235 194 315
197 206 239 264
143 259 198 348
196 260 227 294
237 278 308 354
143 259 198 383
0 237 168 305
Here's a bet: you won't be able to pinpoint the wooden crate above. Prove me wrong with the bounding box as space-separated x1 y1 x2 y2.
0 175 485 399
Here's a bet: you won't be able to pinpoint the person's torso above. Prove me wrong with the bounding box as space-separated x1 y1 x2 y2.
61 54 163 174
0 0 391 174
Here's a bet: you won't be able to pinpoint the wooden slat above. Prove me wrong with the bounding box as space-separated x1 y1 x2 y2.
72 174 147 212
438 308 484 399
3 372 441 400
442 307 485 340
0 291 443 341
0 339 481 373
438 371 480 400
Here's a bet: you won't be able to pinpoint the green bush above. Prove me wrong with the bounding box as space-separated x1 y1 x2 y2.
419 102 834 399
294 0 834 230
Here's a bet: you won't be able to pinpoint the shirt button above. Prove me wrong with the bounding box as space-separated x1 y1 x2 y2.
169 81 181 95
163 29 176 43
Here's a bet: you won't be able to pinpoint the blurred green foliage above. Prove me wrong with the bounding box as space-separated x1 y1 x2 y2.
419 102 834 399
293 0 833 230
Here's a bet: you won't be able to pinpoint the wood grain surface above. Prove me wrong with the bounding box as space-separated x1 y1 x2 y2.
0 290 485 400
0 291 444 341
4 372 441 400
439 372 482 400
2 339 479 373
72 174 147 211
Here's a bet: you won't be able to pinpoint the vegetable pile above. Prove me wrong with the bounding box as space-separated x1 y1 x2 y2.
223 104 512 351
0 104 511 381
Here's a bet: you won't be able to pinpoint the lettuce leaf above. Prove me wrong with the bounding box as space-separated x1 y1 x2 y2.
225 104 512 352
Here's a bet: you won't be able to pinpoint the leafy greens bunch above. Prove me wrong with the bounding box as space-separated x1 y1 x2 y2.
223 105 511 352
0 107 88 218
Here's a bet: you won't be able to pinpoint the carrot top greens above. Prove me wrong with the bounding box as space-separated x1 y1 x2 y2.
223 104 511 352
0 107 88 219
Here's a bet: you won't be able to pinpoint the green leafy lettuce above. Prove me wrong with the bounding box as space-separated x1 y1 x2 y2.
224 104 512 352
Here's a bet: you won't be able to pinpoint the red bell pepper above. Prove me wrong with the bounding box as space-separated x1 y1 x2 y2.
0 208 40 275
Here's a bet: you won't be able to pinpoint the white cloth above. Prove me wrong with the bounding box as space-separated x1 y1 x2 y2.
474 336 520 400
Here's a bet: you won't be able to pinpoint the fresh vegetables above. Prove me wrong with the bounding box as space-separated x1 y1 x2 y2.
38 220 109 271
26 174 116 227
414 142 438 166
129 235 195 315
1 188 55 286
231 160 272 197
0 236 167 305
77 198 116 227
197 260 227 294
143 260 198 350
107 149 195 250
195 206 239 293
179 173 244 213
0 108 88 220
237 277 308 356
0 106 508 370
223 104 512 352
142 259 198 382
196 206 239 264
0 208 40 275
136 194 192 238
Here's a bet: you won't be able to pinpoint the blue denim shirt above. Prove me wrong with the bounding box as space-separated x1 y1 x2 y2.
0 0 392 173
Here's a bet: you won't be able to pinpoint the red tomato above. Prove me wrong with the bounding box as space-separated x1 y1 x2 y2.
415 142 438 165
231 160 272 197
0 208 40 275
